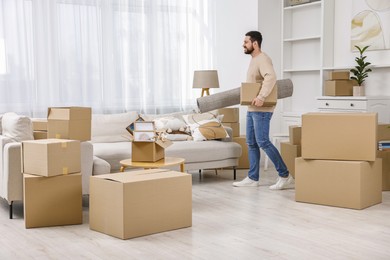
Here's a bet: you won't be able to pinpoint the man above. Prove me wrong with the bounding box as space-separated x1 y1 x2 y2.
233 31 293 190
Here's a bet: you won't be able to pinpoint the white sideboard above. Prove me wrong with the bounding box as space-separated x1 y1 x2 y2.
316 96 390 123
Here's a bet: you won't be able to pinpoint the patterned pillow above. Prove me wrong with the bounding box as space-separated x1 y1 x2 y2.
189 118 229 141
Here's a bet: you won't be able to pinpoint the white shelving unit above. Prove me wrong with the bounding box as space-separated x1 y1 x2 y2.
280 0 334 132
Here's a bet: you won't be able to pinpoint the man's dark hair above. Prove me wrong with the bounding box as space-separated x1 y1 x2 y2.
245 31 263 47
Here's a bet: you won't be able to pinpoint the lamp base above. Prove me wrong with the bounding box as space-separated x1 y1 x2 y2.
201 88 210 97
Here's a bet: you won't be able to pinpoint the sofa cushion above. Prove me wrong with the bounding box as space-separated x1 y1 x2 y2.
2 112 34 142
166 140 241 163
92 111 138 143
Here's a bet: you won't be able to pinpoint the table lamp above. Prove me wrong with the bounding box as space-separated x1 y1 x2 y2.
192 70 220 97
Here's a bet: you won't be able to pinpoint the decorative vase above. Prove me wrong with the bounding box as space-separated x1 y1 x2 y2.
353 86 365 96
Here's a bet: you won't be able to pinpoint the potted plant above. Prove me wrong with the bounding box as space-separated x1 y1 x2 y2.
350 45 372 96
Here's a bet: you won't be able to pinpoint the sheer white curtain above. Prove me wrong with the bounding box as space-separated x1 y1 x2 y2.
0 0 216 117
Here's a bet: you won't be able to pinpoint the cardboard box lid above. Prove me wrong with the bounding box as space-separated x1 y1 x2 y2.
48 107 92 120
93 169 188 184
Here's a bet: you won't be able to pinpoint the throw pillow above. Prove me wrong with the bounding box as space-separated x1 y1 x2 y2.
189 118 229 141
2 112 34 142
153 116 187 132
182 110 219 125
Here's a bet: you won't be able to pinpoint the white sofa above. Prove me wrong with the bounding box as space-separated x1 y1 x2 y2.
91 111 242 178
0 113 93 219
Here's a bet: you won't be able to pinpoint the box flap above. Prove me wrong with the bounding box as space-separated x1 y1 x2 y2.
156 139 173 148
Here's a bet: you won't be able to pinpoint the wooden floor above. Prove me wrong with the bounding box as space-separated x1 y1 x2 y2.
1 167 390 259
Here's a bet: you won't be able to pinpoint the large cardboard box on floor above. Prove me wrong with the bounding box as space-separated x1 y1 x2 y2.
21 139 81 177
23 173 82 228
218 107 239 123
89 169 192 240
323 80 356 96
47 107 92 141
280 142 301 178
377 151 390 191
240 83 277 107
233 135 249 169
295 158 382 209
301 113 377 161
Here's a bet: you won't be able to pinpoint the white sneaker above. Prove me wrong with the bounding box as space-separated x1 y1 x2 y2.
269 175 294 190
233 177 259 187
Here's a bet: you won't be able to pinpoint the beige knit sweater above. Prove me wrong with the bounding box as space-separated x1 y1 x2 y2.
246 52 277 112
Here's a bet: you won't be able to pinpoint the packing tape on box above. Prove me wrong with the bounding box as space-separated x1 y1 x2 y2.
56 134 61 139
197 78 293 113
63 167 68 175
61 142 67 148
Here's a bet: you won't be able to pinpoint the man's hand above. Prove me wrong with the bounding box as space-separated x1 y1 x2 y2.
251 97 264 107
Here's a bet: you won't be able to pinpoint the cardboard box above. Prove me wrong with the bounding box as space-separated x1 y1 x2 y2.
132 140 173 162
377 151 390 191
280 142 301 178
233 135 249 169
89 169 192 239
240 83 277 107
23 173 82 228
289 125 301 145
33 130 47 140
21 139 81 177
223 122 240 137
378 124 390 141
218 108 239 123
47 107 91 141
32 119 48 131
328 71 350 80
295 158 382 209
301 113 377 161
324 80 356 96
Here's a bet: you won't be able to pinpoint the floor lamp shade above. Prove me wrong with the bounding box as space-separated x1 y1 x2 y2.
192 70 219 97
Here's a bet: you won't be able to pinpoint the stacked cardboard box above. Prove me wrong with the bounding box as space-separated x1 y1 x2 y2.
324 71 356 96
47 107 92 141
232 135 249 169
89 169 192 239
32 119 48 140
219 107 240 137
131 121 172 162
377 124 390 191
296 113 382 209
21 139 83 228
280 125 302 178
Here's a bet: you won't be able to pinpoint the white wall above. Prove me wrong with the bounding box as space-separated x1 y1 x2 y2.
334 0 390 96
214 0 258 135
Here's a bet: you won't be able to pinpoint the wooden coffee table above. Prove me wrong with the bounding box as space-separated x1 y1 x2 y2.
119 157 185 172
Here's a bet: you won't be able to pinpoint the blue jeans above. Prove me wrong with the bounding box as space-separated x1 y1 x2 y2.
246 111 289 181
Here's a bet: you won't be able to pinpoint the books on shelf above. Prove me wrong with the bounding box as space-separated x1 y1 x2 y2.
378 140 390 151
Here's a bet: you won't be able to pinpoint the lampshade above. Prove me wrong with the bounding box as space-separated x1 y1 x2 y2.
192 70 220 89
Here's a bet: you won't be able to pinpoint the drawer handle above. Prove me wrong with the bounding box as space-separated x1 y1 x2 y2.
350 103 354 107
325 103 329 106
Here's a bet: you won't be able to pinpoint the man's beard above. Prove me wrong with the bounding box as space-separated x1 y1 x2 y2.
244 46 254 54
